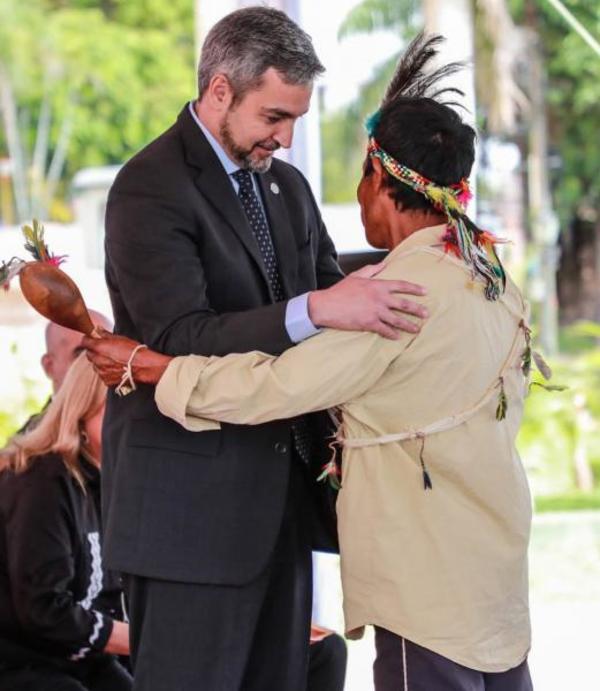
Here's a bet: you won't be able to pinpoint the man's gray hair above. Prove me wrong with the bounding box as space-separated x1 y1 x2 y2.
198 6 325 101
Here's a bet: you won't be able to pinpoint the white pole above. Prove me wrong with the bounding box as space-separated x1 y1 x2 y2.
423 0 477 215
423 0 476 126
194 1 237 59
258 0 322 201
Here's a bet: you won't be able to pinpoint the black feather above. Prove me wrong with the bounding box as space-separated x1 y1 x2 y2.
382 32 467 109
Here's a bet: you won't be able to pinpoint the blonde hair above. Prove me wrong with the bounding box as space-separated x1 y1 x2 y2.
1 353 107 488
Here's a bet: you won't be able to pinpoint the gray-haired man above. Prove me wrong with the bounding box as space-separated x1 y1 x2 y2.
102 7 426 690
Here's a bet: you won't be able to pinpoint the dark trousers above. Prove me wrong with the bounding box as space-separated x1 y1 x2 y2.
307 633 347 691
0 657 132 691
125 460 313 691
374 627 533 691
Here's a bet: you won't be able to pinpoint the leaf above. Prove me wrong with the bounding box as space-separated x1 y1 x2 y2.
532 351 553 380
496 386 508 421
316 466 328 483
316 460 341 491
529 382 568 393
522 345 532 377
327 473 342 491
566 321 600 340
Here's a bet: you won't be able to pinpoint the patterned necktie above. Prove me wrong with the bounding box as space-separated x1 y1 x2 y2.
232 169 312 464
232 169 284 302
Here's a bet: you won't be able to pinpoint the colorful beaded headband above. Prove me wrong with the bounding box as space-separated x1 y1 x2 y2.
366 134 506 301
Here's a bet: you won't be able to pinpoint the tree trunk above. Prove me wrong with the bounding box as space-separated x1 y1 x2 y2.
524 1 560 355
423 0 476 122
45 98 75 213
0 63 29 222
557 215 600 324
31 91 52 219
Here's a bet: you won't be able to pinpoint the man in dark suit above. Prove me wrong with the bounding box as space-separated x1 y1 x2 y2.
102 7 426 690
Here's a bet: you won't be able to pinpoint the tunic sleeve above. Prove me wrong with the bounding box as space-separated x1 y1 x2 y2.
155 324 414 429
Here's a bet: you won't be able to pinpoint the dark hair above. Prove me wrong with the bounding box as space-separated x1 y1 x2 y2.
198 7 325 102
365 34 476 212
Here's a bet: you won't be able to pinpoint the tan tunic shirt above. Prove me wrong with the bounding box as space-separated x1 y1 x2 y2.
155 224 532 672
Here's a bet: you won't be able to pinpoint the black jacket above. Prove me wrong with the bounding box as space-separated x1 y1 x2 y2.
102 104 344 585
0 454 123 669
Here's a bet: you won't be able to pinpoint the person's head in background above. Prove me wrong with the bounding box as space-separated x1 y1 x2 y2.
41 310 113 393
2 354 107 483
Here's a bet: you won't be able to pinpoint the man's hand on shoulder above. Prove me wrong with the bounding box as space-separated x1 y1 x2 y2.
308 262 428 340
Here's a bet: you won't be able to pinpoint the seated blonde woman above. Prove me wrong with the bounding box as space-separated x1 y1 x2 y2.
85 35 533 691
0 355 131 691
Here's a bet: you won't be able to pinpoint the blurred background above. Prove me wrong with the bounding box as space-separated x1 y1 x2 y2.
0 0 599 688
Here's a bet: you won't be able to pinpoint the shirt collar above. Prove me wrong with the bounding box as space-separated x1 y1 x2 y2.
188 100 239 176
386 223 448 262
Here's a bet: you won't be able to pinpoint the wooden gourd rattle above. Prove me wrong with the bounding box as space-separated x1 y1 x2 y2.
1 220 101 337
19 261 98 336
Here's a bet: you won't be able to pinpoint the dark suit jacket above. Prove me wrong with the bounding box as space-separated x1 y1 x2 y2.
102 104 344 585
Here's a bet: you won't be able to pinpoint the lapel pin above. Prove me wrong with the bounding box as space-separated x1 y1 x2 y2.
270 182 280 195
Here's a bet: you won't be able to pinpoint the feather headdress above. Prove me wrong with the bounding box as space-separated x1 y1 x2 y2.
366 33 506 301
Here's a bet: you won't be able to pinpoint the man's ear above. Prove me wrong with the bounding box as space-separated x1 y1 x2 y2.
371 156 403 210
206 73 234 112
41 353 53 379
371 157 386 191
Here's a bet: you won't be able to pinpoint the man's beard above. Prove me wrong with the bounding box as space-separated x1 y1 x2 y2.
220 115 280 174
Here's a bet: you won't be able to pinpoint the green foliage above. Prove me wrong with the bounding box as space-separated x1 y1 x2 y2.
559 319 600 352
338 0 420 40
508 0 600 226
0 379 49 448
321 53 402 204
0 0 194 215
519 322 600 498
535 490 600 513
321 111 362 204
0 410 20 448
53 7 193 173
0 339 50 446
321 0 422 204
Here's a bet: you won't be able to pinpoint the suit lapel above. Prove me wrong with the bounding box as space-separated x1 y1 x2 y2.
178 106 271 291
257 169 298 299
